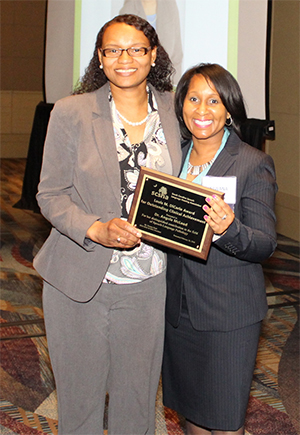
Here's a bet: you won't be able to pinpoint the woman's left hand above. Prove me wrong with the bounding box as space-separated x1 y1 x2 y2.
203 195 235 235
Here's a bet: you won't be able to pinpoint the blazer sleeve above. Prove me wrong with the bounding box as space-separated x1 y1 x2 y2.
37 98 101 249
215 151 277 263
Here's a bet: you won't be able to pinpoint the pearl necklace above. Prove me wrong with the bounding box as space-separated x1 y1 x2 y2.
116 109 149 127
187 159 214 176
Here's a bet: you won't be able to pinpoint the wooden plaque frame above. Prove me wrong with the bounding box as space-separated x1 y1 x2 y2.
128 167 224 259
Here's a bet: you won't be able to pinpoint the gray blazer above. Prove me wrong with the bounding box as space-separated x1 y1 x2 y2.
166 131 277 331
33 83 182 302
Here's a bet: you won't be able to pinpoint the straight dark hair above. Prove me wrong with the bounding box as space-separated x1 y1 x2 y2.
175 63 247 139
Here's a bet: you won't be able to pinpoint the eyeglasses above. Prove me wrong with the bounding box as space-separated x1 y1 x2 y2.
100 47 151 58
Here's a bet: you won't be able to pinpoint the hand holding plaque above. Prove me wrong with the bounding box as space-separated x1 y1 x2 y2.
128 167 224 259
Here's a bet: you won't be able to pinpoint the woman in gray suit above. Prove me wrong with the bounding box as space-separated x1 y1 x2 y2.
34 14 181 435
162 64 277 435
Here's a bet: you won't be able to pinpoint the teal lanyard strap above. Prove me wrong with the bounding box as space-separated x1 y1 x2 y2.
180 128 230 184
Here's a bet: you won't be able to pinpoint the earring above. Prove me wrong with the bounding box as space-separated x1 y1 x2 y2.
99 64 103 69
225 115 232 126
151 62 156 67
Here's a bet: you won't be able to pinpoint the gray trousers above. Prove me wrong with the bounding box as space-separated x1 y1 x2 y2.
43 271 166 435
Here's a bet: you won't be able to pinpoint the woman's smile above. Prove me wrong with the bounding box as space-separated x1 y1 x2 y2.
193 119 213 128
114 67 138 75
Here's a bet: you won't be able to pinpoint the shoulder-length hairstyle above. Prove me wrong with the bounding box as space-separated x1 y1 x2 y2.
73 14 174 94
175 63 247 139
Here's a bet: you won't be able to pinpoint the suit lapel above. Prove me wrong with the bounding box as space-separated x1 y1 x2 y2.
207 130 241 177
181 131 241 177
91 83 121 205
91 83 181 205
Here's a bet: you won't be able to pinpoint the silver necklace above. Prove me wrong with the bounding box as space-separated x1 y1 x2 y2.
187 159 214 176
116 109 149 127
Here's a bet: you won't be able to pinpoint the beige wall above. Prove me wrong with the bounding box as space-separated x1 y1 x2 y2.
266 0 300 241
0 1 46 157
1 90 43 158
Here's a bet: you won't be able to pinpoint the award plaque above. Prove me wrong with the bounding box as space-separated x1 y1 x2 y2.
128 167 224 260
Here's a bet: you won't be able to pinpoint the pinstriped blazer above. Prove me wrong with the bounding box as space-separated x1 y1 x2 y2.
166 130 277 331
33 82 182 302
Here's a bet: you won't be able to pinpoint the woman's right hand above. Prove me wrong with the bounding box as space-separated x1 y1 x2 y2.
86 218 142 249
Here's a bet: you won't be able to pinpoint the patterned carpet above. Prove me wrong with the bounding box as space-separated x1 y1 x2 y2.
0 158 299 435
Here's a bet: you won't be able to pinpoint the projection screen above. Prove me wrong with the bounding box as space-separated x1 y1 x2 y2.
45 0 268 119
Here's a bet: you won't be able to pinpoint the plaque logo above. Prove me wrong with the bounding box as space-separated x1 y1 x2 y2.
151 186 169 200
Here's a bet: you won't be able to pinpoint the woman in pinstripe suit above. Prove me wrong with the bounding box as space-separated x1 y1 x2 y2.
162 64 277 435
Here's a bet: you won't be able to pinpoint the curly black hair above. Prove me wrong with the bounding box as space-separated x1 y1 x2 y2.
175 63 248 139
73 14 174 94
